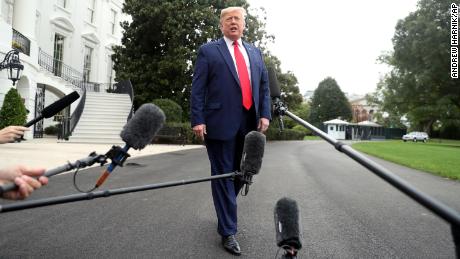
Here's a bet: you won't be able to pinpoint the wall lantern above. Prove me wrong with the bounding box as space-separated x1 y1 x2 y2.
0 49 24 86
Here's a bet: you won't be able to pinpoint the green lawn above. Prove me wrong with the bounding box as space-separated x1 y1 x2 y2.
303 135 321 140
351 139 460 180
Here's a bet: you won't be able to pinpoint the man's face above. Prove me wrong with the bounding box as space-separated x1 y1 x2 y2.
220 10 245 41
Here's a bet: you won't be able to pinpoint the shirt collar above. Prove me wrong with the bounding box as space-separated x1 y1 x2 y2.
224 36 242 48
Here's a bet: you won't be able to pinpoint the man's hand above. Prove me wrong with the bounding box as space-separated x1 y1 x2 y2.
0 126 28 144
0 165 48 200
258 118 270 133
192 124 207 141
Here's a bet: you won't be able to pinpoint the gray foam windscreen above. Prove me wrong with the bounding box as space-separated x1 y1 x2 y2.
268 66 281 98
240 131 266 176
120 103 165 150
274 197 302 250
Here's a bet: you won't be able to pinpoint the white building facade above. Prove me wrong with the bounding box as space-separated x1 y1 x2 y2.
0 0 126 138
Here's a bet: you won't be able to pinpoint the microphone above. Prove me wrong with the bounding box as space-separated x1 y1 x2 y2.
274 197 302 258
267 67 286 131
239 131 265 194
24 91 80 127
268 66 281 99
94 103 165 188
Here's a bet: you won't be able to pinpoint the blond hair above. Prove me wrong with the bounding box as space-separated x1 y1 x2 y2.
220 7 247 24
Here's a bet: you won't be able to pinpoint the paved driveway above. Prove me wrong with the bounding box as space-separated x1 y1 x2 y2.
0 141 458 258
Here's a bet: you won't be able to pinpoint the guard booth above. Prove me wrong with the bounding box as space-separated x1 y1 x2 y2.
323 119 349 140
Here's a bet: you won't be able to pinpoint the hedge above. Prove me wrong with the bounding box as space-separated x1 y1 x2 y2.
151 122 306 145
265 126 306 141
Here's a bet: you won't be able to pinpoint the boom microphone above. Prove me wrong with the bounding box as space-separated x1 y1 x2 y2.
239 131 265 194
94 103 165 188
268 66 281 98
240 131 265 177
120 103 165 150
267 67 286 131
274 197 302 258
24 91 80 127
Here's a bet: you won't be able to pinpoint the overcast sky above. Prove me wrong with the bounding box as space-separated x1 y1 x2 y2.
246 0 419 96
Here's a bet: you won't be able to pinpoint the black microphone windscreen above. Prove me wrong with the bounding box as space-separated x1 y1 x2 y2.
42 91 80 118
268 66 281 98
120 103 165 150
240 131 265 176
274 197 302 250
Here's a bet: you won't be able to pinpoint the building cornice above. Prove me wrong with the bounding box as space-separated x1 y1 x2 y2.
82 32 100 45
50 16 75 33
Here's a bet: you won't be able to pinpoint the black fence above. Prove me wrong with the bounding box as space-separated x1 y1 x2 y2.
38 48 103 93
384 128 407 139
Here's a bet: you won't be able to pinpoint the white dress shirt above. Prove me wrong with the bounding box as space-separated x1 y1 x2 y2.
223 36 251 81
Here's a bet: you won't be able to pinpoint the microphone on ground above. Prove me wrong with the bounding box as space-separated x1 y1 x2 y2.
274 197 302 258
24 91 80 127
94 103 165 188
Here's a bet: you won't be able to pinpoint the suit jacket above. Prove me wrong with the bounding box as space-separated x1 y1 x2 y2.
191 38 271 140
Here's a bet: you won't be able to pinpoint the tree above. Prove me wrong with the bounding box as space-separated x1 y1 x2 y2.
0 88 27 129
113 0 275 121
264 54 303 111
374 0 459 134
308 77 352 127
282 102 311 131
366 92 407 128
293 102 310 122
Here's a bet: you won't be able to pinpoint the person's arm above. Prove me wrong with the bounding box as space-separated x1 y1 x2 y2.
0 165 48 200
258 50 271 133
191 46 209 140
0 126 28 144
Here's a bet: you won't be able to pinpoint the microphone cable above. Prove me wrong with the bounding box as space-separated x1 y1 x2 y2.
71 145 131 193
233 170 251 196
72 166 97 193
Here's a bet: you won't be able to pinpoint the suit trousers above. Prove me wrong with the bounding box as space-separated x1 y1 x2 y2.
205 106 256 237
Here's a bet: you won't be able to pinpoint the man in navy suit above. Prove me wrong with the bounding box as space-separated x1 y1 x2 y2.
191 6 271 256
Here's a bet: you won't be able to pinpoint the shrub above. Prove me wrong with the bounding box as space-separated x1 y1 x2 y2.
292 125 311 135
151 99 183 123
151 121 305 144
282 102 311 129
44 125 59 135
265 126 305 141
152 122 203 145
282 116 297 129
0 88 27 129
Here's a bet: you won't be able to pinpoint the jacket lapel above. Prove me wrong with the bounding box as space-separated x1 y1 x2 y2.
217 38 240 85
243 41 257 90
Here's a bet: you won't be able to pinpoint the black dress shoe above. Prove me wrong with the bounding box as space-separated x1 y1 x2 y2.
222 235 241 256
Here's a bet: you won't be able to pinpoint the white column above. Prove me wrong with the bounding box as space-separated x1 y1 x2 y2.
11 0 39 61
12 0 36 41
12 0 39 138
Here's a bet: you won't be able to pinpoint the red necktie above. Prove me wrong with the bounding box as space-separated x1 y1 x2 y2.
233 41 252 110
